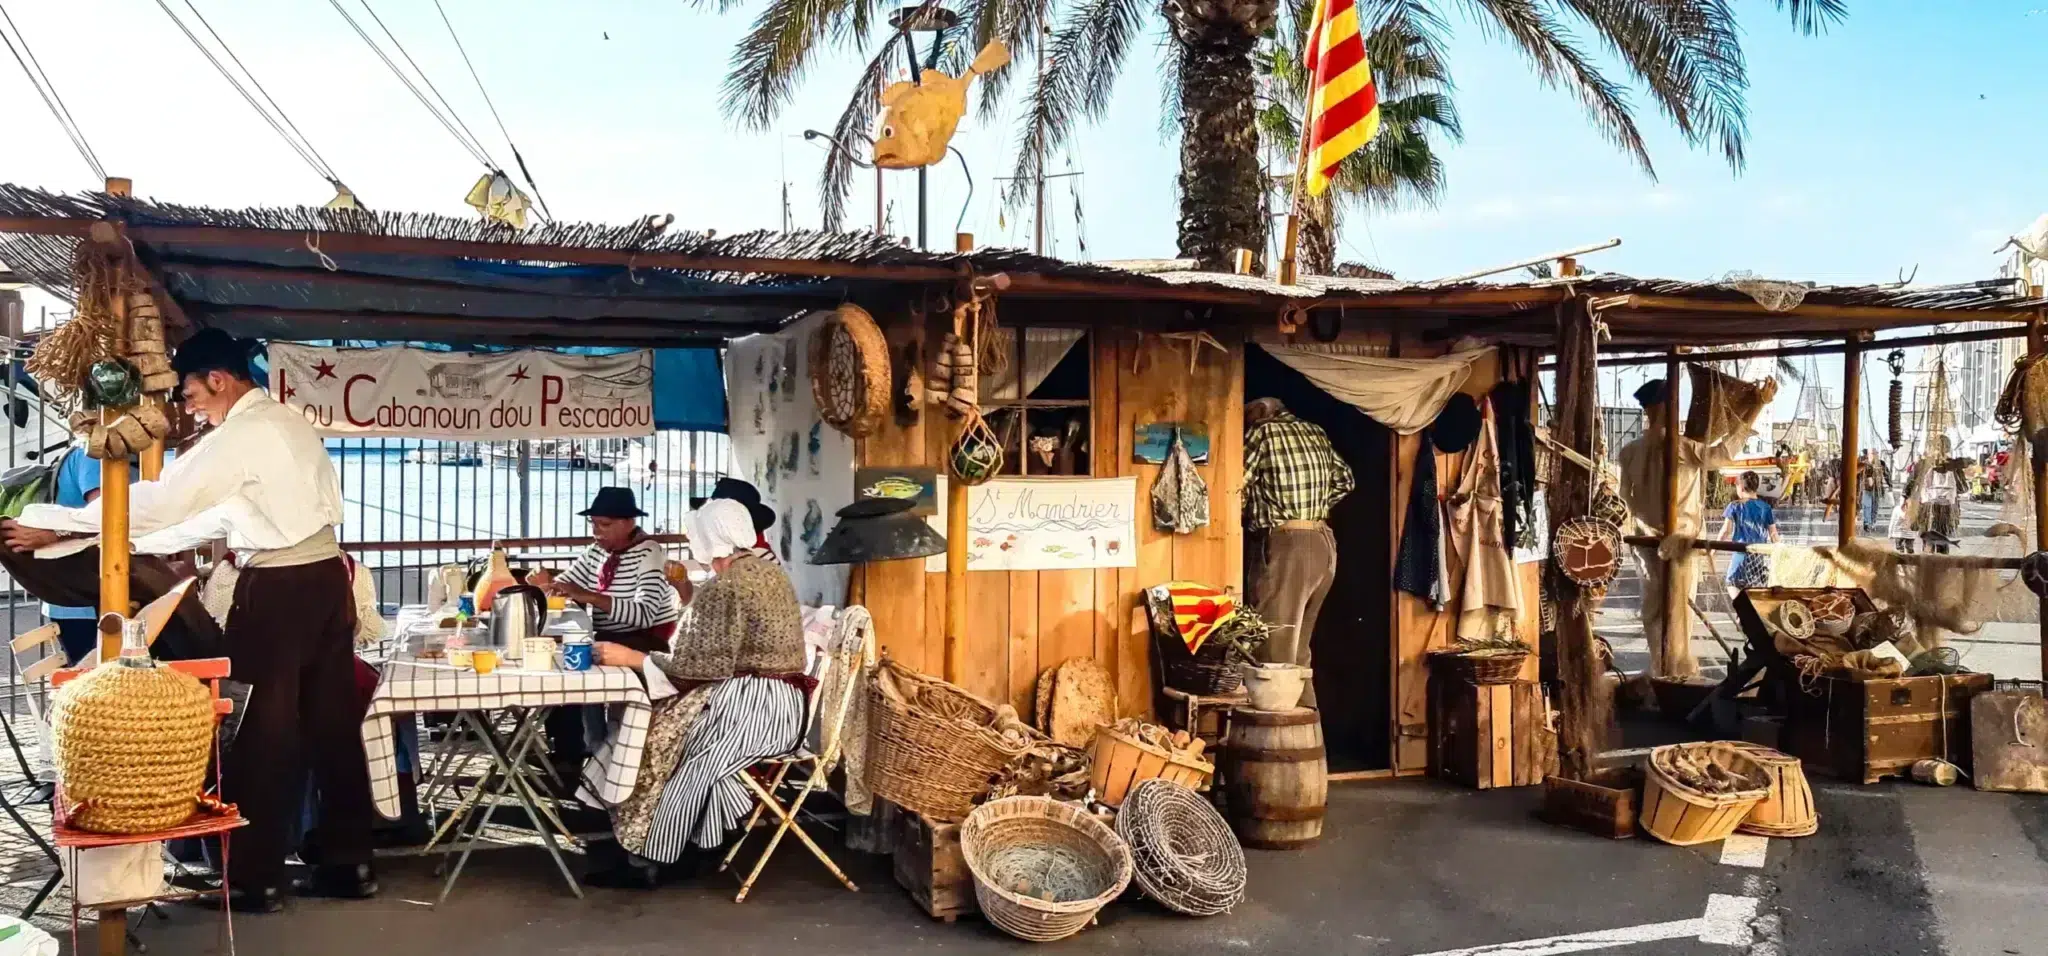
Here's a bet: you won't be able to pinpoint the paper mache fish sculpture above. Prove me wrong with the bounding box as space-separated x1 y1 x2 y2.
873 42 1011 169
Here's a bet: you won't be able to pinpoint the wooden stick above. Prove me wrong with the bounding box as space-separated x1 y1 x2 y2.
1277 110 1317 286
1598 293 2039 326
2033 312 2048 683
1839 337 1862 548
944 232 974 683
1659 350 1687 678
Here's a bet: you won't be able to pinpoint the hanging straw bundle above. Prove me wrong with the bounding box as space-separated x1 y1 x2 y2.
26 250 128 412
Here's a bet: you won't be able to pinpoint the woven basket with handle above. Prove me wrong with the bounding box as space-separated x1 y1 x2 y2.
51 661 214 834
865 659 1037 822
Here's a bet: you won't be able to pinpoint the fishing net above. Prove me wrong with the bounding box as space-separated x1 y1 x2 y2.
1722 271 1811 312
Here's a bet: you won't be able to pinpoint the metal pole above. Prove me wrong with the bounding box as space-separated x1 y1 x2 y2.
517 440 532 538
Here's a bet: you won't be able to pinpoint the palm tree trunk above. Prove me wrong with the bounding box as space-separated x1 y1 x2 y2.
1299 192 1337 277
1171 0 1273 270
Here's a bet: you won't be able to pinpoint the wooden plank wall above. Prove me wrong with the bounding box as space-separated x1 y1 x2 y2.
855 304 1245 721
1388 339 1543 773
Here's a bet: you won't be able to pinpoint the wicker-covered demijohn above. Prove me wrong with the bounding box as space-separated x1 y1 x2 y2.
1115 778 1246 916
51 660 215 834
865 659 1038 822
961 796 1133 942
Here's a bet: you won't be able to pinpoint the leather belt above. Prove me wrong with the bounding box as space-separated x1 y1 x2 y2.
1273 519 1328 531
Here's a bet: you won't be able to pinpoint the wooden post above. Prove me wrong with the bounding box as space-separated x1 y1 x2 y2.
1549 297 1607 780
1277 118 1316 285
944 231 974 682
98 177 132 664
1839 337 1862 548
1659 350 1687 678
2032 313 2048 683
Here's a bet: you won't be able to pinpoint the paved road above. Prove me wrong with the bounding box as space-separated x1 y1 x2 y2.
61 777 2043 956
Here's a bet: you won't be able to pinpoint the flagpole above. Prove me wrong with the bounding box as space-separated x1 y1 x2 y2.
1279 119 1314 286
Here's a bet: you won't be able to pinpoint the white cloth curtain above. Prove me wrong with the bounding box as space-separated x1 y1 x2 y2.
983 328 1086 399
1256 343 1494 434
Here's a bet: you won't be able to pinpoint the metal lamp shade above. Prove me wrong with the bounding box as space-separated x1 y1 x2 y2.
809 498 949 565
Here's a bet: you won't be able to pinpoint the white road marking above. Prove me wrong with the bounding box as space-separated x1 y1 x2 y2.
1408 894 1759 956
1719 834 1770 868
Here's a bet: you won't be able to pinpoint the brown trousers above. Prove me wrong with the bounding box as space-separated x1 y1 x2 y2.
222 558 374 891
0 545 223 660
1248 526 1337 707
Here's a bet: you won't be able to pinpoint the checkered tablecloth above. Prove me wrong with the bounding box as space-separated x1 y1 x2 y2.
361 659 652 819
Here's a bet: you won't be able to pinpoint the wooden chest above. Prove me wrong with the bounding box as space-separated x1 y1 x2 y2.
1427 678 1557 789
893 811 977 922
1783 672 1991 783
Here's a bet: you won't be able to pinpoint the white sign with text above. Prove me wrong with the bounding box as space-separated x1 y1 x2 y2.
924 476 1139 572
268 344 655 440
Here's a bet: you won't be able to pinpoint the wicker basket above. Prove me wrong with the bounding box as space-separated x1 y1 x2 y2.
1430 648 1529 685
1116 779 1245 916
866 659 1036 822
1727 743 1818 838
1153 628 1244 696
1088 728 1213 807
1640 743 1769 846
51 661 214 834
961 796 1133 942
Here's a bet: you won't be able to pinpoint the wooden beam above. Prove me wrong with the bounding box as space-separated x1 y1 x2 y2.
99 180 132 665
2033 314 2048 683
1839 337 1862 548
158 259 835 310
944 233 974 683
1557 323 2032 369
1601 293 2039 327
186 305 784 342
1659 350 1687 678
1551 296 1604 781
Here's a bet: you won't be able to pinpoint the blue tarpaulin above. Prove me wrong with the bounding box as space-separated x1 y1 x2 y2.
252 342 728 433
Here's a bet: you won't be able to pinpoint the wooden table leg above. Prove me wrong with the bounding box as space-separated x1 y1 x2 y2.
96 905 126 955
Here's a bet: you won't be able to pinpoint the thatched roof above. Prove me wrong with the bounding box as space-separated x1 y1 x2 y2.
1 184 2041 348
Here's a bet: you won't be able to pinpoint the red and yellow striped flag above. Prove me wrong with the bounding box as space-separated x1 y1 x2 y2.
1300 0 1380 196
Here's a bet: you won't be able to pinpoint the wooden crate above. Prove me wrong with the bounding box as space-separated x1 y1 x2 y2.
1540 768 1641 839
1782 672 1992 784
1971 686 2048 794
893 811 976 922
1427 678 1556 789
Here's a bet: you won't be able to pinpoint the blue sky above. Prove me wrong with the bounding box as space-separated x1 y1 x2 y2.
4 0 2041 285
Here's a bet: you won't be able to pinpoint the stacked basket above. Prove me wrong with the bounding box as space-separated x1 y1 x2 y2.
1639 743 1770 846
866 659 1038 821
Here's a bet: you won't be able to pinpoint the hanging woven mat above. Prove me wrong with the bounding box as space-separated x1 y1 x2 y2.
1115 778 1246 916
809 303 891 438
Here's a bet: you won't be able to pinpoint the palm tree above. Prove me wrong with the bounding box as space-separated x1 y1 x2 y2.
1256 9 1459 275
712 0 1846 266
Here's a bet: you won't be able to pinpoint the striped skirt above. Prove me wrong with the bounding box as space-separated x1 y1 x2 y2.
636 676 805 864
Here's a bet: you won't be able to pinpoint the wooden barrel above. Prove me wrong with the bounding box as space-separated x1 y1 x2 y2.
1221 707 1327 850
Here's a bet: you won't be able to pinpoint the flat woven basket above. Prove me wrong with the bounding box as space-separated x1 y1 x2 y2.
866 659 1036 822
51 662 214 834
962 796 1133 942
809 303 891 439
1115 778 1245 916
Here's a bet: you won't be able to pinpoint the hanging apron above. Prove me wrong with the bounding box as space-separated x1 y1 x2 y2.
1447 399 1522 640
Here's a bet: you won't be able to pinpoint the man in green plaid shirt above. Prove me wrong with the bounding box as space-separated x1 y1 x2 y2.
1243 397 1353 706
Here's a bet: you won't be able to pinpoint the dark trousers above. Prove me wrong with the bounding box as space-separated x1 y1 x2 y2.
221 558 375 891
0 545 223 661
52 618 97 666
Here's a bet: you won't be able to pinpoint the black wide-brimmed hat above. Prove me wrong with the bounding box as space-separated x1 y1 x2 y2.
1633 378 1670 408
1431 392 1482 454
691 476 775 532
579 487 648 519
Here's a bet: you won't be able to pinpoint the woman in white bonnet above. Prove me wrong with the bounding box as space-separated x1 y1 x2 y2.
583 498 808 888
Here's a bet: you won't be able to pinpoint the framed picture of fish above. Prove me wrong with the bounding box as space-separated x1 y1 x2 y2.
1133 422 1210 465
855 465 939 515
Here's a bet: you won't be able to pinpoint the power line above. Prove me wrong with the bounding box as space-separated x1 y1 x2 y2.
152 0 345 190
0 2 106 182
324 0 496 170
433 0 552 222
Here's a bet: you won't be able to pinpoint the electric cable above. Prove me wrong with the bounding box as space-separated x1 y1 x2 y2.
0 2 105 182
434 0 552 221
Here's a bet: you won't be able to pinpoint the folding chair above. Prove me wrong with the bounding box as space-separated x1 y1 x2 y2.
718 606 872 902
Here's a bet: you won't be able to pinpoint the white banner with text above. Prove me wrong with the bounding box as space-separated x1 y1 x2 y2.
268 344 655 440
924 476 1139 572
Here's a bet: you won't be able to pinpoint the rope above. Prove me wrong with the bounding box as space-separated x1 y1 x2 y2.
433 0 551 223
0 2 105 182
159 0 346 190
325 0 497 170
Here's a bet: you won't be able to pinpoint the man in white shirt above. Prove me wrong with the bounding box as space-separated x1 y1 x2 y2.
1 330 375 911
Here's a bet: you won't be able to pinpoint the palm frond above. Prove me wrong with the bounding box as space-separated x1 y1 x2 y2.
1557 0 1750 170
961 0 1055 119
1156 27 1185 141
815 34 907 231
1771 0 1846 35
724 0 870 130
1005 0 1149 208
1458 0 1654 177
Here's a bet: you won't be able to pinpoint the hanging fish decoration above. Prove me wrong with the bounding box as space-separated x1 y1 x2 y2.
779 510 794 559
873 42 1012 169
802 499 825 549
784 431 802 476
807 421 824 476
